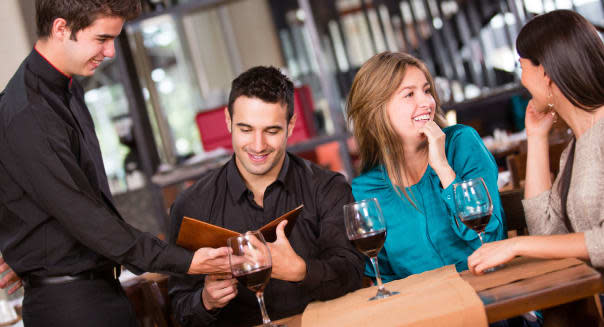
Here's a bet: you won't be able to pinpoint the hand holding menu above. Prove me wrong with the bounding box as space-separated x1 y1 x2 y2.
176 205 304 250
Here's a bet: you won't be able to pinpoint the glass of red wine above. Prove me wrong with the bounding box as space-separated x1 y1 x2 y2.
453 177 493 246
227 231 283 327
343 198 399 301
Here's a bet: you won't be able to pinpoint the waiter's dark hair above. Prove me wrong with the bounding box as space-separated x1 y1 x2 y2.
227 66 295 123
36 0 141 40
516 9 604 111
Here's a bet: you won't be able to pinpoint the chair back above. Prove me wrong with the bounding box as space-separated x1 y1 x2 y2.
194 86 317 152
195 106 231 152
506 141 569 188
500 188 528 236
140 280 180 327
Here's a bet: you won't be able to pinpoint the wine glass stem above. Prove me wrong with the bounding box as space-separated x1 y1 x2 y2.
256 291 272 326
478 232 484 245
369 256 385 292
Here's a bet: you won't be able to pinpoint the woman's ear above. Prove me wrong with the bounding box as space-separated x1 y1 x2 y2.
540 65 552 87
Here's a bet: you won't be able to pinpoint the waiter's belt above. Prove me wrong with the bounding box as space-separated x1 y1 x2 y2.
23 266 121 288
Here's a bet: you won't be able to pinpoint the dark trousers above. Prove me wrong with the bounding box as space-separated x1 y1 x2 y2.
22 278 138 327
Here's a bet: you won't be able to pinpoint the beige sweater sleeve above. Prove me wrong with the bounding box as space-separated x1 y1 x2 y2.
521 120 604 268
521 143 572 236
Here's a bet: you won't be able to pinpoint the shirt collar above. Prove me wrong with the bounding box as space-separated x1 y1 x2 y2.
226 153 293 201
28 47 72 92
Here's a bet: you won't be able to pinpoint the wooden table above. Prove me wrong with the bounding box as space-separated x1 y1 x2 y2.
267 261 604 326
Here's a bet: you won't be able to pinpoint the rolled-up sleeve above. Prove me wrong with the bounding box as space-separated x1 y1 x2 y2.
299 174 364 300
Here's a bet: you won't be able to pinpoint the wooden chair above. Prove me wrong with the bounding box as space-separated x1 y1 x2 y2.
499 188 528 237
140 280 179 327
123 275 179 327
506 141 569 189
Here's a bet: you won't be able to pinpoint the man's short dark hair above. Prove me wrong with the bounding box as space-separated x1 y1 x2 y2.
36 0 141 40
227 66 295 123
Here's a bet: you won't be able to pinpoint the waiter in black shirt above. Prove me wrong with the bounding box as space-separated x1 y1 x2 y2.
168 66 364 326
0 1 230 326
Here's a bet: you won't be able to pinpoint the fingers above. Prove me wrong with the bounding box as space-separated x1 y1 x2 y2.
8 280 22 295
0 270 17 286
190 247 232 274
419 121 443 141
275 220 288 241
203 275 238 310
208 247 230 259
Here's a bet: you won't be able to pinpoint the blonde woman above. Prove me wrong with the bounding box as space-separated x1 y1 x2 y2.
348 52 505 282
468 10 604 275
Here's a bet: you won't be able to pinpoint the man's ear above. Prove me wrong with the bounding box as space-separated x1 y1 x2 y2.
50 18 70 41
224 107 232 133
287 114 297 138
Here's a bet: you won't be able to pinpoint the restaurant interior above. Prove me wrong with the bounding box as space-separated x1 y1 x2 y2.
1 0 604 326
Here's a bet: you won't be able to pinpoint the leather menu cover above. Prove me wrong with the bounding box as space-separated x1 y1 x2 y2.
176 204 303 250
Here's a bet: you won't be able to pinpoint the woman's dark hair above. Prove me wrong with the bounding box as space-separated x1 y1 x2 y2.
516 9 604 111
36 0 141 40
227 66 294 122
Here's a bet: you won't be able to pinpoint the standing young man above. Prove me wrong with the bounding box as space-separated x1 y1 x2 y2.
169 66 364 326
0 1 229 326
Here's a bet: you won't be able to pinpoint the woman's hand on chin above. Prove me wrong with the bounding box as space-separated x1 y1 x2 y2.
419 121 455 187
525 100 556 138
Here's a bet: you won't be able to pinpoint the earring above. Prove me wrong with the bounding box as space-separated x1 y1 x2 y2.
547 91 554 110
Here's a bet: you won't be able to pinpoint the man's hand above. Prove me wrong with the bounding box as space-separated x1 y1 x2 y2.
188 247 231 275
0 256 22 294
202 273 238 311
267 221 306 282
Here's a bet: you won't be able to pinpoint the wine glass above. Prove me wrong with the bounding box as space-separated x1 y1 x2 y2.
343 198 399 301
227 231 283 327
453 177 493 246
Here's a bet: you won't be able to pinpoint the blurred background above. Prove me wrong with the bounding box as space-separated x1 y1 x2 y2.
0 2 603 322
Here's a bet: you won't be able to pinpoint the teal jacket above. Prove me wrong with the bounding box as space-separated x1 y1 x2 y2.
351 125 506 282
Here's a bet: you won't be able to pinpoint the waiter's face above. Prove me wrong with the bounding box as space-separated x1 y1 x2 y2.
62 15 124 77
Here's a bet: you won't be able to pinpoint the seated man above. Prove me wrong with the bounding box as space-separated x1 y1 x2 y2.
169 66 364 326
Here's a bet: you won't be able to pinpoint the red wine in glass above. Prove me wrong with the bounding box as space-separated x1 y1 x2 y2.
460 213 492 235
350 230 387 258
234 266 272 293
343 198 399 301
453 177 493 246
228 232 283 326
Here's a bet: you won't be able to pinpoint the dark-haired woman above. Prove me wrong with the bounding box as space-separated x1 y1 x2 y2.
468 10 604 274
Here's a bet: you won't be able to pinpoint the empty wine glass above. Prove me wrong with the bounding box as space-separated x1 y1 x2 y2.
228 231 283 327
453 177 493 246
343 198 399 301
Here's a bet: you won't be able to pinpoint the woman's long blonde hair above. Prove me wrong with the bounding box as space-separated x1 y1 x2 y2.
347 52 447 205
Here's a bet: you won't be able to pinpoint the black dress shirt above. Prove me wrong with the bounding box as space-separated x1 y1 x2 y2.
0 49 192 279
169 154 364 326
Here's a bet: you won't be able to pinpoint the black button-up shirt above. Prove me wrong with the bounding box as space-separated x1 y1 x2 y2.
0 49 192 278
169 154 364 326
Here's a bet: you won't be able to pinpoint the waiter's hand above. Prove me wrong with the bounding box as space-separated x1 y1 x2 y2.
0 256 22 294
202 273 237 311
267 221 306 282
188 247 231 275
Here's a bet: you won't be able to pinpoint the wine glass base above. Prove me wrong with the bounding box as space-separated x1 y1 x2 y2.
484 264 505 273
369 289 400 301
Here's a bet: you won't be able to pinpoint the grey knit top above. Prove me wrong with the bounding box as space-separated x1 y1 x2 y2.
522 117 604 268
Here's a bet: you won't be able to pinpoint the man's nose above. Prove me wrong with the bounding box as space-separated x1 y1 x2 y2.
103 40 116 59
249 131 267 153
